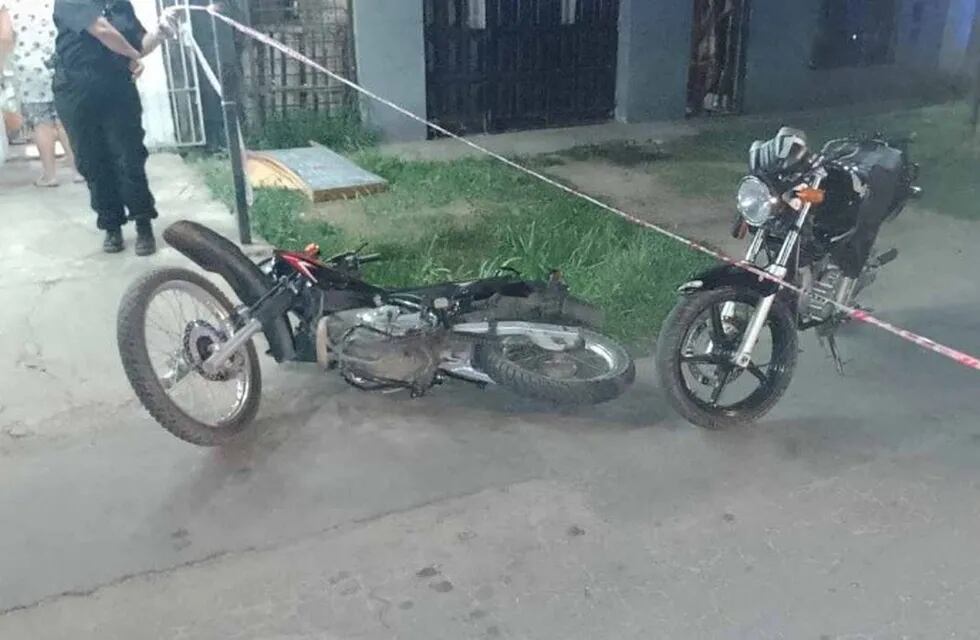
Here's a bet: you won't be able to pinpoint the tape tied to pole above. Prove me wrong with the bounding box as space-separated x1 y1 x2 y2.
175 16 253 206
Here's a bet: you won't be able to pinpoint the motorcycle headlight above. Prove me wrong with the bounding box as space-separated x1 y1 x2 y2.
736 176 778 226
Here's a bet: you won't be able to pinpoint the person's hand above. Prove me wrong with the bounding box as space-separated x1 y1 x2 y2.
129 59 145 80
157 6 182 39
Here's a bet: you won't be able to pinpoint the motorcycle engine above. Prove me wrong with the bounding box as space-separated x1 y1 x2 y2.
322 306 443 389
799 261 844 324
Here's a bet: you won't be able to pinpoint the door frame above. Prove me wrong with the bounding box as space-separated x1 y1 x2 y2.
685 0 752 117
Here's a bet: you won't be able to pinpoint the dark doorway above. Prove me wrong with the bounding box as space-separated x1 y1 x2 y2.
424 0 620 136
686 0 750 116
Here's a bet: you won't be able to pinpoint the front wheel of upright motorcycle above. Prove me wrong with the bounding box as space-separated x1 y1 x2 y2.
655 287 798 430
117 267 263 446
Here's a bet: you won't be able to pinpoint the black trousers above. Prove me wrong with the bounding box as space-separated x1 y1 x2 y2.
55 78 158 231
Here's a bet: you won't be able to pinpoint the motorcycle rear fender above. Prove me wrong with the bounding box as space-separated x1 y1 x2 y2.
678 264 785 298
162 220 296 362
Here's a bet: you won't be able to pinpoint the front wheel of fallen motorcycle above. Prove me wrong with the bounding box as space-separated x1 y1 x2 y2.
474 321 635 405
117 268 263 446
655 287 798 430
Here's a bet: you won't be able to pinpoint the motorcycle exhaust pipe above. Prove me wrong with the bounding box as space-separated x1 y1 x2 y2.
452 321 585 352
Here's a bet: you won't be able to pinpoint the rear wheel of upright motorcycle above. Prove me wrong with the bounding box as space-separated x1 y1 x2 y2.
117 268 262 446
474 302 634 406
655 287 797 430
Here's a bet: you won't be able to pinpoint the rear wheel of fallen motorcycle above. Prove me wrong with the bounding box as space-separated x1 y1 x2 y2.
474 303 635 405
655 287 798 430
117 268 262 446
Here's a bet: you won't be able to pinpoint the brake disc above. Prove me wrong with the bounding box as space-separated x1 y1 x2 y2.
182 320 240 382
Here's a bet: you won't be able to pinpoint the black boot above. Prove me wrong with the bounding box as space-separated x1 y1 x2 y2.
103 228 124 254
135 220 156 257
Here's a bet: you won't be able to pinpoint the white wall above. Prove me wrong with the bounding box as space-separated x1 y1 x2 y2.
132 0 177 149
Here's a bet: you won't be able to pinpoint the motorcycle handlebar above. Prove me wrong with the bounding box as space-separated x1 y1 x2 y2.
325 251 383 268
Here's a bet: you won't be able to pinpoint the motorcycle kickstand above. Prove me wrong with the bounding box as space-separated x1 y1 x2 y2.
818 332 847 376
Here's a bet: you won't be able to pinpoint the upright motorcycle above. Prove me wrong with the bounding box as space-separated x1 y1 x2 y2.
656 127 921 429
117 221 634 446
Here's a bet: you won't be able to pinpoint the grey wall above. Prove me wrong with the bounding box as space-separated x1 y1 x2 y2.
894 0 952 69
349 0 966 140
939 0 978 74
615 0 692 122
742 0 959 115
739 0 819 114
352 0 428 141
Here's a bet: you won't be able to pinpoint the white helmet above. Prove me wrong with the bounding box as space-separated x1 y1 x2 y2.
749 127 809 174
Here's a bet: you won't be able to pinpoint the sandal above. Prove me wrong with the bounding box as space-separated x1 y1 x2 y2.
34 176 60 188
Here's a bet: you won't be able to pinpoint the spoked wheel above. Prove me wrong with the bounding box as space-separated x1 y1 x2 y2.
656 287 798 429
117 268 262 446
475 326 635 405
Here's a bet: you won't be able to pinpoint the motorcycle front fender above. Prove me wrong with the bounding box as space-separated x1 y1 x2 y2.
162 220 296 362
678 264 785 298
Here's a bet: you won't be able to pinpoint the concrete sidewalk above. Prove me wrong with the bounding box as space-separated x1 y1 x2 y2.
0 154 260 440
378 100 932 163
381 119 697 162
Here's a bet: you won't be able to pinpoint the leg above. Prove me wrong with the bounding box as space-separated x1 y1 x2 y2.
55 87 128 236
55 120 84 182
104 82 157 255
104 82 157 224
33 121 59 184
23 103 61 185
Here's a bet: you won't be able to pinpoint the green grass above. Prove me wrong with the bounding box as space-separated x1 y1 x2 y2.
200 154 710 340
652 100 980 219
245 109 379 152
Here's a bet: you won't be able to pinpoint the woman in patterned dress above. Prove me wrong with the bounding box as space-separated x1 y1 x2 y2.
3 0 82 186
0 2 15 163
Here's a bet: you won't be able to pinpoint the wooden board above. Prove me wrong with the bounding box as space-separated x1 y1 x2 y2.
246 146 387 202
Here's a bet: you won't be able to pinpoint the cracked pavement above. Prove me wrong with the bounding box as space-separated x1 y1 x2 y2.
1 153 980 638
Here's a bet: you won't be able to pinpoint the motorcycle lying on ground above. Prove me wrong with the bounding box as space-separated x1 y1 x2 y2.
117 221 634 446
656 127 922 430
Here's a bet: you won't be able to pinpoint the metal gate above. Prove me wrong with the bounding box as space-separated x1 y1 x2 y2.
157 0 207 146
242 0 356 127
424 0 620 135
686 0 750 116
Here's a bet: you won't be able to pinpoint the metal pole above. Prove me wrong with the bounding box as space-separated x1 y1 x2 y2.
971 0 980 135
209 3 252 245
972 55 980 136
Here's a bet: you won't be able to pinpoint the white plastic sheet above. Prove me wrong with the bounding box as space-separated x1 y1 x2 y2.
132 0 177 149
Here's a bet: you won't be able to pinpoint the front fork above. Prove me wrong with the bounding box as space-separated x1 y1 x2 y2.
201 279 298 375
731 173 824 369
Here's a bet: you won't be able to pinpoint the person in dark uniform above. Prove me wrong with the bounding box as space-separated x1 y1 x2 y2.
52 1 179 255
